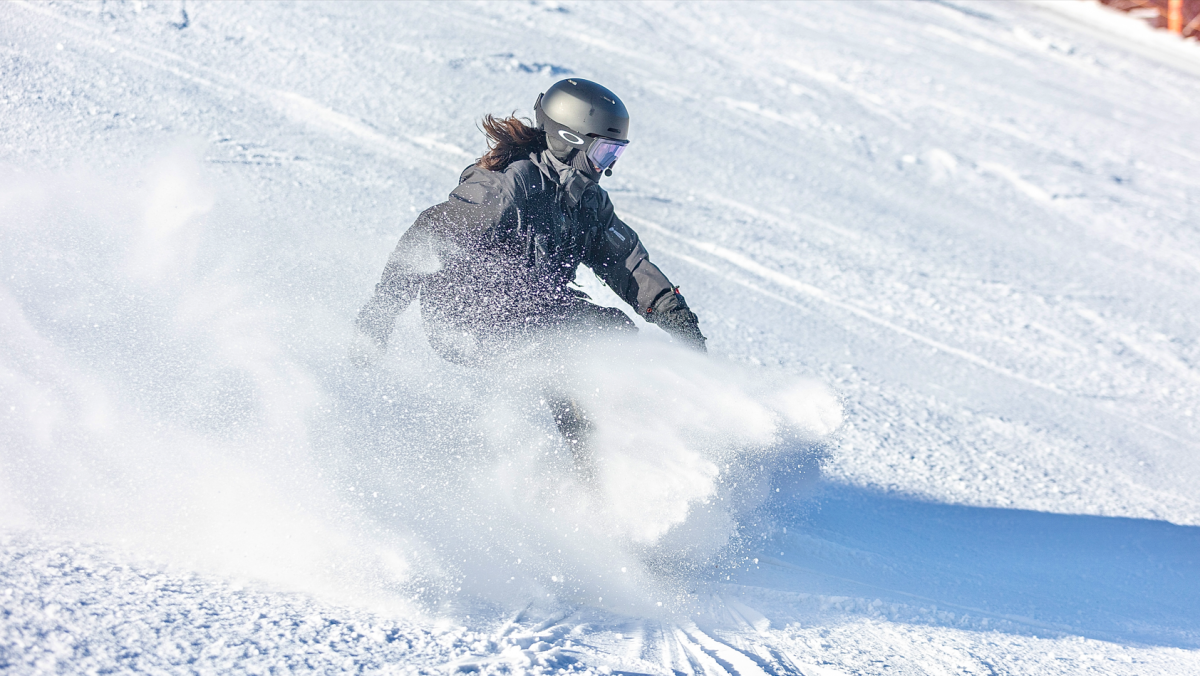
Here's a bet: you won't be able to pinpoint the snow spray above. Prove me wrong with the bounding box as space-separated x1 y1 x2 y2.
0 154 841 618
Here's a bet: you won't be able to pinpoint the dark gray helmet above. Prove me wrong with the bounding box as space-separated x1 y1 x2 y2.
535 78 629 172
536 78 629 140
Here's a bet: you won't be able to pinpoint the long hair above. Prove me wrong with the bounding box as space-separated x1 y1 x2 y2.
477 114 547 172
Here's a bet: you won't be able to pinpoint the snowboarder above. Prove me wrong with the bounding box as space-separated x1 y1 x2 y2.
353 78 705 459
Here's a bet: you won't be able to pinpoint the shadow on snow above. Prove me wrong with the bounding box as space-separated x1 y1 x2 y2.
745 484 1200 649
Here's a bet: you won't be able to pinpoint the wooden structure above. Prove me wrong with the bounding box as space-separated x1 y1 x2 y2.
1099 0 1200 38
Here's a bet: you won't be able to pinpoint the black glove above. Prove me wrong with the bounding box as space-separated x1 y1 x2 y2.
653 307 707 353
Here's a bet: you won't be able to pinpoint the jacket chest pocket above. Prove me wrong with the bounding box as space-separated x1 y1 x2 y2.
521 193 590 274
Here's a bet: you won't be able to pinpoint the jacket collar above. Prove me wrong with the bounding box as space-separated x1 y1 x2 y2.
533 150 594 208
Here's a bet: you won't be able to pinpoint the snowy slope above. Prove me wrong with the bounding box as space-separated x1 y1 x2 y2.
2 0 1200 674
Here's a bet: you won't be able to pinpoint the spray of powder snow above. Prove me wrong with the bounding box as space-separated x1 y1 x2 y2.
329 329 840 614
0 153 423 612
0 154 841 617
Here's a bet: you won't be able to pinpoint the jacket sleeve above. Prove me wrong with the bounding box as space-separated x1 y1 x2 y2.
354 209 442 350
355 166 521 350
585 193 707 351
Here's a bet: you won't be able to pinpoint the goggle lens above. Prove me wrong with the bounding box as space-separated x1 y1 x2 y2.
587 137 628 171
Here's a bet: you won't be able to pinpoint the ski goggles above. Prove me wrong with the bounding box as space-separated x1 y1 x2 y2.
586 136 628 172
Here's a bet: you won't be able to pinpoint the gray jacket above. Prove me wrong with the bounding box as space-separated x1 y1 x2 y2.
357 150 704 352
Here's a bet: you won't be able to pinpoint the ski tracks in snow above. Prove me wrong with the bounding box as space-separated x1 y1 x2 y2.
621 213 1066 397
8 0 474 175
467 604 815 676
472 591 1054 676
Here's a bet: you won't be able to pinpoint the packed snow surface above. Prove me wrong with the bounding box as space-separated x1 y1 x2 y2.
2 0 1200 673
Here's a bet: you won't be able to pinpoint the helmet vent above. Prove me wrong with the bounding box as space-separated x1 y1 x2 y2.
608 128 621 133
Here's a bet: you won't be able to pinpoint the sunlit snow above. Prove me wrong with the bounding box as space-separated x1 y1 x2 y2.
2 1 1199 674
